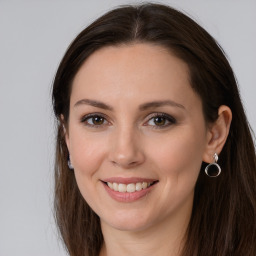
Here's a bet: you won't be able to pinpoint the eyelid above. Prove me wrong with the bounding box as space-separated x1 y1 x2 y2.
80 112 176 129
80 112 111 127
144 112 176 128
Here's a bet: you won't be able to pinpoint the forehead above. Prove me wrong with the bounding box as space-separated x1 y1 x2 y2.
74 43 189 81
71 43 200 110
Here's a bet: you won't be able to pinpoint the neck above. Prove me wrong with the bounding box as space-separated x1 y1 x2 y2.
99 209 190 256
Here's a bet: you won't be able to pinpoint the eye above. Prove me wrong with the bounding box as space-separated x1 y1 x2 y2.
146 113 176 128
81 114 109 127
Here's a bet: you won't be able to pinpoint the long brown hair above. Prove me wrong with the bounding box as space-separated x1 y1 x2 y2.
52 3 256 256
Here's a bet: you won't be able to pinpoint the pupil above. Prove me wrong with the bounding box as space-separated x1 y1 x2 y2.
154 117 165 125
93 116 103 125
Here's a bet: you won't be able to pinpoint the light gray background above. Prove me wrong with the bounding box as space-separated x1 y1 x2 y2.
0 0 255 255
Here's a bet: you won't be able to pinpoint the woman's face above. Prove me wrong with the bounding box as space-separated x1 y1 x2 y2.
65 43 211 232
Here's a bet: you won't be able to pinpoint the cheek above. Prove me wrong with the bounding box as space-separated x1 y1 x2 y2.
70 133 108 206
69 130 108 177
148 127 206 179
148 129 206 213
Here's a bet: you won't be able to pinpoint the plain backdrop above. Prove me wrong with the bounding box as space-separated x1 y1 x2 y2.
0 0 255 255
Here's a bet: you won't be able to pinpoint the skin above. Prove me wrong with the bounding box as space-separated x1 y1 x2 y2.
64 43 232 256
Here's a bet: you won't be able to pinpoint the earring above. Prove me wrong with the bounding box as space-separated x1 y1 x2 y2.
205 153 221 177
67 155 74 170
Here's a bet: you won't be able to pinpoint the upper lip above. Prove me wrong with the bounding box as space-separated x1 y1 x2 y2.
101 177 158 184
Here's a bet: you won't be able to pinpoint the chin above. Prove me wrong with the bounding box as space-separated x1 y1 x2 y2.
101 210 155 232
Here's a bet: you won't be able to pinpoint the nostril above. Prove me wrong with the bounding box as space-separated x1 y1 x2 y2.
129 161 138 166
111 159 141 168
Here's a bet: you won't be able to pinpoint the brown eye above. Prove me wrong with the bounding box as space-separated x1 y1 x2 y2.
91 116 104 125
81 114 108 127
153 116 166 126
146 113 176 128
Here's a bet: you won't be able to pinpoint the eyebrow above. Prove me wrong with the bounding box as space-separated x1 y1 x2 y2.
74 99 185 111
139 100 185 111
74 99 113 111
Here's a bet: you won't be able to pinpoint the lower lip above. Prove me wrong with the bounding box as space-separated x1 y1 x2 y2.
102 182 156 202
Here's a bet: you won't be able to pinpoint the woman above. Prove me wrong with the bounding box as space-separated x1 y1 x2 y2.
52 3 256 256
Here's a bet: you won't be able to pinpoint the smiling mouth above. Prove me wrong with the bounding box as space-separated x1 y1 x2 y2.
103 181 158 193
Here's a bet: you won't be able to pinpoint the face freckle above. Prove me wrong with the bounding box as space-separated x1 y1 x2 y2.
65 43 210 233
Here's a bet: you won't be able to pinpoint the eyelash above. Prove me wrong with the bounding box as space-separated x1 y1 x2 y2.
80 112 176 129
80 113 109 128
145 113 176 129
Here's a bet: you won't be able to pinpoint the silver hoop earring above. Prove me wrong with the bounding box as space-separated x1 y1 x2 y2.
68 155 74 170
205 153 221 177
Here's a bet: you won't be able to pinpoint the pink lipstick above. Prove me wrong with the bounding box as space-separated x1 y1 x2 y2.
101 177 158 202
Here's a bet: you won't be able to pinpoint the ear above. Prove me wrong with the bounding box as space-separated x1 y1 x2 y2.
60 114 70 151
203 105 232 163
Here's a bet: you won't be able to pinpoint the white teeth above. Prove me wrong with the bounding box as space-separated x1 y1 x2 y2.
113 182 118 191
142 182 148 189
135 182 142 191
127 183 136 193
107 182 113 189
106 181 154 193
118 184 126 192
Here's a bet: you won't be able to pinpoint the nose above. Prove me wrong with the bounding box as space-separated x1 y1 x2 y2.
108 125 145 169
